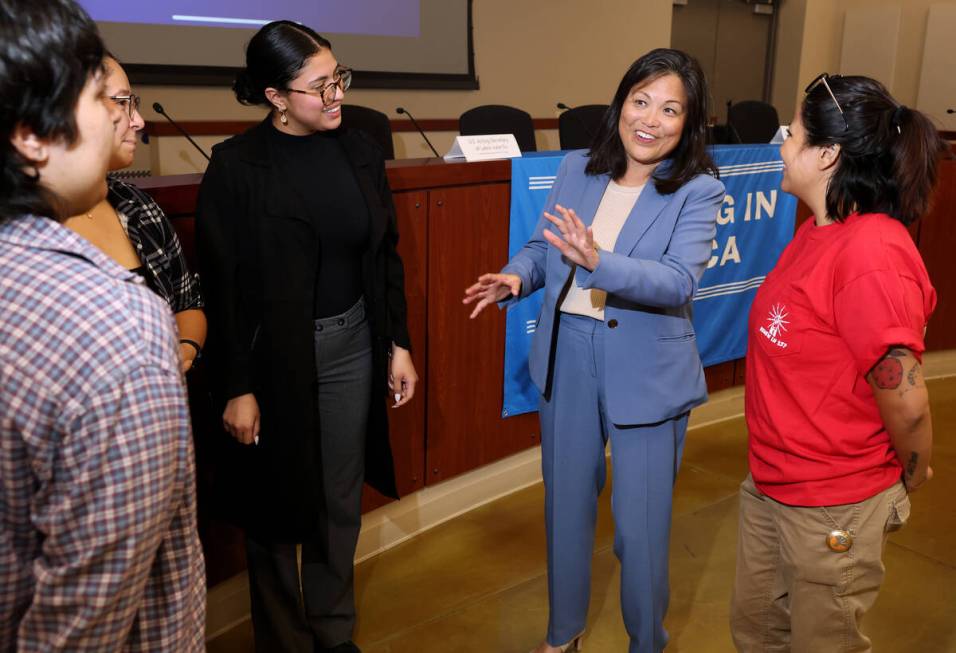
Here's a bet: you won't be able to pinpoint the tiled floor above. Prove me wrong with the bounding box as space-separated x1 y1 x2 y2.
209 376 956 652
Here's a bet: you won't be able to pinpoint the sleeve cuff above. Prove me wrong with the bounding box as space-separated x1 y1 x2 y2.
858 326 926 375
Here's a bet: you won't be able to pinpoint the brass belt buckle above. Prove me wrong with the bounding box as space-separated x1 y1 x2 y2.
826 529 853 552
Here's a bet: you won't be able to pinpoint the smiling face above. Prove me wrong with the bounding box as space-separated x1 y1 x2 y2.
271 48 344 135
104 57 144 171
617 73 687 184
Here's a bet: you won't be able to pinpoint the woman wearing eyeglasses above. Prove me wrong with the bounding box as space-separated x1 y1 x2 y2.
730 74 946 651
64 55 206 373
196 20 416 653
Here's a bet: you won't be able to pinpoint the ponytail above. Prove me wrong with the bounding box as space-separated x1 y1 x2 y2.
887 105 947 224
802 75 948 225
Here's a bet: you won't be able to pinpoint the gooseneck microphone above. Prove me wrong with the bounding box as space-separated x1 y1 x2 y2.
152 102 211 162
396 107 440 158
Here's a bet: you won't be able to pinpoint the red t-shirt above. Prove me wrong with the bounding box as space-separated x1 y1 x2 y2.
745 213 936 506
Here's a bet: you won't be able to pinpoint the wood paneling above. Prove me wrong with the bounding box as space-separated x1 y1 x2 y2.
386 158 510 192
425 183 540 482
362 191 429 512
920 157 956 351
733 357 747 386
704 360 736 393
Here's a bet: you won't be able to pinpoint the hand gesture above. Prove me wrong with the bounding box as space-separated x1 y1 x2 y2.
463 273 522 319
542 204 600 271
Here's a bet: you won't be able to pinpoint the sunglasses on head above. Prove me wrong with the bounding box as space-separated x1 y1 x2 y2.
804 73 848 131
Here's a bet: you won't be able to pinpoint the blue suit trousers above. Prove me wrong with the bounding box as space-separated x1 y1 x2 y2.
539 313 688 653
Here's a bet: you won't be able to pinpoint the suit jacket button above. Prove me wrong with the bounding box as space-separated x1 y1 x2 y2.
607 319 618 329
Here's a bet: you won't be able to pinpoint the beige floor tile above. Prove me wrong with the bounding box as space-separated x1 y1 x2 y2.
865 540 956 652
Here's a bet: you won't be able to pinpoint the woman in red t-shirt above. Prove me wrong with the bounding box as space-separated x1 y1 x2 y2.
730 74 947 652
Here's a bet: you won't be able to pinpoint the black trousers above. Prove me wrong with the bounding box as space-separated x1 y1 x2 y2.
246 298 372 652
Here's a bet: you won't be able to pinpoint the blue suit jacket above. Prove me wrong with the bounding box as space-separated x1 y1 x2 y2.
502 151 725 425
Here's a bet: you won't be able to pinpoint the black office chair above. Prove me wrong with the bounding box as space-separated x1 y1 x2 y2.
708 123 736 145
726 100 780 144
341 104 394 159
459 104 537 152
558 104 608 150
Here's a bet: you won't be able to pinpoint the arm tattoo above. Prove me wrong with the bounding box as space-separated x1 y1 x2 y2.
907 364 920 387
872 357 904 389
905 451 919 480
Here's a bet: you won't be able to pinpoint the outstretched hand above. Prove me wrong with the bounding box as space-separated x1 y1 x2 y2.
463 273 522 319
542 204 600 271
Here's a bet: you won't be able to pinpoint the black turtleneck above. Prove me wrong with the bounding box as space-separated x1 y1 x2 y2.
268 124 370 318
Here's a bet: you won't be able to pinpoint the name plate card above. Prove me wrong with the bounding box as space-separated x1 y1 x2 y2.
769 125 789 144
443 134 523 162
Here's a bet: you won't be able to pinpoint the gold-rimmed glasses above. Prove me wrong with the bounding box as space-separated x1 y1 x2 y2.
804 73 848 131
287 66 352 106
109 93 141 119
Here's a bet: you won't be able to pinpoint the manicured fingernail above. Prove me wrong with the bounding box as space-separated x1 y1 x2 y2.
254 436 259 445
394 393 402 404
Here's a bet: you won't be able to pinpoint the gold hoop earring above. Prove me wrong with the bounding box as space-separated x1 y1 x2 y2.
279 110 288 125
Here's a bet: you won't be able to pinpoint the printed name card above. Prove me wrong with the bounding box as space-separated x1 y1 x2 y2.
769 125 789 144
443 134 523 162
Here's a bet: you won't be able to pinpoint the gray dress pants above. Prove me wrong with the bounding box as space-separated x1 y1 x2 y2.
246 298 372 652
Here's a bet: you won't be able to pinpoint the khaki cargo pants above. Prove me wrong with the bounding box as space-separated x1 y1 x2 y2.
730 473 910 652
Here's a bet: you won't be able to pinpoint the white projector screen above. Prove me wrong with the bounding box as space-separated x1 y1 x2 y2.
79 0 476 89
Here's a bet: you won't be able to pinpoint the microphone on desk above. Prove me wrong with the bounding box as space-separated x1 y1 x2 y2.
152 102 211 162
396 107 440 158
556 101 596 143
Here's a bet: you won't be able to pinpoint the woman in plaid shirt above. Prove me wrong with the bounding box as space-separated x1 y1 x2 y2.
0 1 205 650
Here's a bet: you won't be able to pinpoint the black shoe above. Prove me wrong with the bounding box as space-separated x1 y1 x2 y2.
324 642 361 653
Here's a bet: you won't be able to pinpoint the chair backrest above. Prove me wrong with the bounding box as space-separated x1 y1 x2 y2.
341 104 395 160
726 100 780 144
459 104 537 152
558 104 609 150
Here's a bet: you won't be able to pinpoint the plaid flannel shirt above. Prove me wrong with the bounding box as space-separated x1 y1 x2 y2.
0 215 205 652
108 177 203 313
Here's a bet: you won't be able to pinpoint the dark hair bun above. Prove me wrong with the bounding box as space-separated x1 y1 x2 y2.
233 21 333 110
233 69 267 107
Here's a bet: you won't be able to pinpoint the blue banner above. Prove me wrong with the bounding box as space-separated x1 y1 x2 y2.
502 145 797 418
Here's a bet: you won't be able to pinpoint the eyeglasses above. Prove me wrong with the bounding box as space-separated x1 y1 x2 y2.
287 66 352 106
109 93 141 120
804 73 848 131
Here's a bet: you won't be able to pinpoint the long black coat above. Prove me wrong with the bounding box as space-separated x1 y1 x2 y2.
196 119 409 542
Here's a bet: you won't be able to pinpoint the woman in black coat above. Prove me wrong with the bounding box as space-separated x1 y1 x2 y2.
196 21 416 653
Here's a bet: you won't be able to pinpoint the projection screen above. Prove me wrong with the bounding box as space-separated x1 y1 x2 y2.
79 0 476 89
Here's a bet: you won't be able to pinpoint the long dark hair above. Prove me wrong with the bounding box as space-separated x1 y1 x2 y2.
234 21 332 107
0 0 105 222
802 75 947 225
586 48 717 194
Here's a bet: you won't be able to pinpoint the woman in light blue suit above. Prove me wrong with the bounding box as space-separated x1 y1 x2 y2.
465 49 724 653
